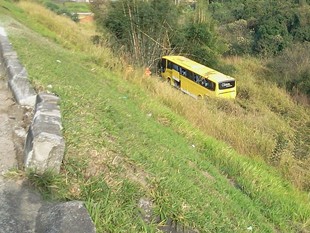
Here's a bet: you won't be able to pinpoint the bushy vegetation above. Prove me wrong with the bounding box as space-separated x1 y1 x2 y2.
91 0 310 98
210 0 310 55
1 0 310 232
210 0 310 98
267 42 310 102
91 0 224 69
44 1 79 22
209 0 310 98
36 0 90 22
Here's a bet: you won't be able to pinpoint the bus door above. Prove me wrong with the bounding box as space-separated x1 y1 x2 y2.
159 59 166 74
171 63 180 88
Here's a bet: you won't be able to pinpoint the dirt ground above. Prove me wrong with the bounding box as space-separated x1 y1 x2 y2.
0 64 31 174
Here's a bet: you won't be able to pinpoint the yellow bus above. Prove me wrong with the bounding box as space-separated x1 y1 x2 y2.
159 56 236 99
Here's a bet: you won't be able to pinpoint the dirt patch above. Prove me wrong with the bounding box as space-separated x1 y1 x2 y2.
79 15 94 24
0 65 33 173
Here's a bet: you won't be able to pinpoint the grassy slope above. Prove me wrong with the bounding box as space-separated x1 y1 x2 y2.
0 1 309 233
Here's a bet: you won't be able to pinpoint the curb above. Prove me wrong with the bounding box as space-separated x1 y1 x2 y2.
0 26 96 233
0 27 36 107
0 26 65 173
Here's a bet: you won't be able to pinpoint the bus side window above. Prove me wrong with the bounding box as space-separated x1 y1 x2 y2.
187 71 194 80
180 67 187 76
210 81 215 91
194 74 201 83
172 63 178 71
167 61 172 69
200 79 206 86
204 79 216 91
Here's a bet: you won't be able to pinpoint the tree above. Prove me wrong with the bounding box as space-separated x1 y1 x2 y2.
91 0 178 67
268 42 310 97
172 21 221 67
208 0 310 56
91 0 224 68
254 16 292 55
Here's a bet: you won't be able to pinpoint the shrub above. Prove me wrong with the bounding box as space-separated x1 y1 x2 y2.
44 1 79 23
267 42 310 98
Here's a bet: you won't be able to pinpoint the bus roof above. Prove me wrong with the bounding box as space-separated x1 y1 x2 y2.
162 55 234 83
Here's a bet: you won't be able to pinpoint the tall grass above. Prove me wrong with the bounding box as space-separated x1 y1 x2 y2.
123 57 310 190
17 1 119 70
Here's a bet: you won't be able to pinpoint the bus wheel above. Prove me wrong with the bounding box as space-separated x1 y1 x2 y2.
197 95 203 100
167 78 171 85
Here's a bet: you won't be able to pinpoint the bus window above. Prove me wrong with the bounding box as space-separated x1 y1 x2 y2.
219 81 235 90
187 71 194 81
172 63 179 71
180 67 187 76
206 79 215 91
168 61 172 69
194 74 201 83
201 78 215 91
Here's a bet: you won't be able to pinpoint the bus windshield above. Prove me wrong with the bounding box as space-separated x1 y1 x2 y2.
219 80 235 90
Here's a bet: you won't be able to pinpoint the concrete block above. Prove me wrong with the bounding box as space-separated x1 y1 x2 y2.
24 131 64 174
36 201 96 233
8 77 36 107
36 92 60 105
0 34 12 58
4 56 28 80
24 93 65 174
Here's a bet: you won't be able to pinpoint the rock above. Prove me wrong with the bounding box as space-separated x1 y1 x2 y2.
24 93 65 174
0 26 36 108
36 201 96 233
0 179 43 233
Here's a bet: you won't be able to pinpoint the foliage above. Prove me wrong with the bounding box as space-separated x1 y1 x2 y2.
209 0 310 98
267 42 310 98
91 0 224 69
254 18 292 56
171 21 221 67
45 1 79 22
209 0 310 56
219 19 254 55
91 0 178 67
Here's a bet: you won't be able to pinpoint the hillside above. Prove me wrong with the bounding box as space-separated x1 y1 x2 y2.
0 1 309 233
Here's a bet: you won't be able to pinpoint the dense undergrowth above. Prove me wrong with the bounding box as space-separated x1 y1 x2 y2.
0 1 309 232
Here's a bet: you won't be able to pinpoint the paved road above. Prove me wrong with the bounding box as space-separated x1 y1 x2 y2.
0 64 43 233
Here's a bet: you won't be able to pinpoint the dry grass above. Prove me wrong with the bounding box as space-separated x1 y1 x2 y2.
18 1 120 70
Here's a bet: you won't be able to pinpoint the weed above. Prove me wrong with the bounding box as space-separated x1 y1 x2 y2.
270 133 287 166
26 169 69 200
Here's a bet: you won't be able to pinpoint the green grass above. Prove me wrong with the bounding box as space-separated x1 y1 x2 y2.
37 0 90 13
62 2 90 13
1 1 310 232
